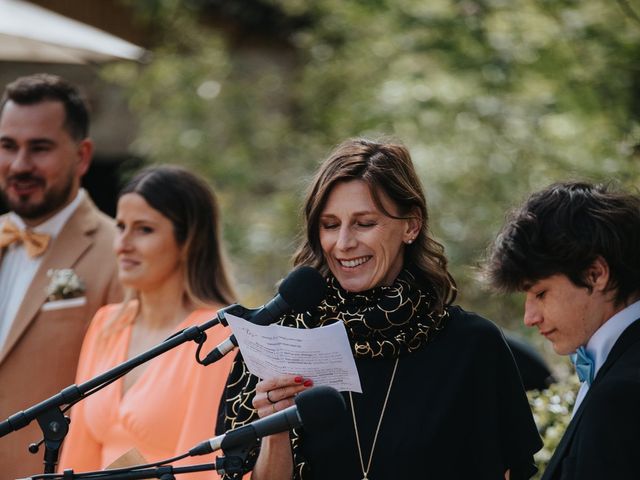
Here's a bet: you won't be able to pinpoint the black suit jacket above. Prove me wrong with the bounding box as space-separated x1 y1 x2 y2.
542 317 640 480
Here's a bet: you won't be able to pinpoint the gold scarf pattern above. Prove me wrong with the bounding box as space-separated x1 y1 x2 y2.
220 268 449 479
279 269 448 358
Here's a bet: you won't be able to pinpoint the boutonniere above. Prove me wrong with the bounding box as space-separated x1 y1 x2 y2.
45 268 86 301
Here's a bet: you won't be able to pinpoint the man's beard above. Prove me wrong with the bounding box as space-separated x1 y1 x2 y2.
1 174 75 221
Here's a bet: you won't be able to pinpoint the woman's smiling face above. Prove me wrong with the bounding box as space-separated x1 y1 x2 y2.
319 179 418 292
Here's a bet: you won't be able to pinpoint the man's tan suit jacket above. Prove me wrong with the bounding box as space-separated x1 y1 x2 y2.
0 196 122 479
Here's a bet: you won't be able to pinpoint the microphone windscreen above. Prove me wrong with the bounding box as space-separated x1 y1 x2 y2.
294 386 346 434
278 266 327 313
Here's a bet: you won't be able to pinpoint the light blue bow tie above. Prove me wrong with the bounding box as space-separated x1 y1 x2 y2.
570 346 595 385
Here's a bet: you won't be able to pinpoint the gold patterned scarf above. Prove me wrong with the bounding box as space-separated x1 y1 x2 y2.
279 268 447 357
219 268 449 478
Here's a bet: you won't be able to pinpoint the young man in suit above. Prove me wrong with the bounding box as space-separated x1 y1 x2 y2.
485 181 640 480
0 73 122 478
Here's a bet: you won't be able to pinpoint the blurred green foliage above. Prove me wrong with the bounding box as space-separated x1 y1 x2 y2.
528 365 579 478
105 0 640 324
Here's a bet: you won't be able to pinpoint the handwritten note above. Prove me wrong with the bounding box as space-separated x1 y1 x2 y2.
225 313 362 393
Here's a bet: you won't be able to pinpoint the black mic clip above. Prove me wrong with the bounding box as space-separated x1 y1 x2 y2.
195 304 250 366
214 426 257 477
216 304 252 327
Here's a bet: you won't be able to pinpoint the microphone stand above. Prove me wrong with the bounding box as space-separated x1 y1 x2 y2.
0 305 248 474
30 437 254 479
34 463 217 480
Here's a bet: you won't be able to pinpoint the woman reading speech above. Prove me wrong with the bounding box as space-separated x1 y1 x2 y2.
219 139 542 480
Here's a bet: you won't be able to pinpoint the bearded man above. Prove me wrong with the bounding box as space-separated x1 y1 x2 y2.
0 73 122 478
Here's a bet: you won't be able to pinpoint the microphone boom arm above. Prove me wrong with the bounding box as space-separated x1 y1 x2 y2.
0 314 224 473
3 266 326 475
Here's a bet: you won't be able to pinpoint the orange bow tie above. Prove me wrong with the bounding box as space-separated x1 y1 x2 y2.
0 219 51 258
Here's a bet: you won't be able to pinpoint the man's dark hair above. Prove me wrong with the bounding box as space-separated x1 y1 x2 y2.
486 181 640 306
0 73 89 140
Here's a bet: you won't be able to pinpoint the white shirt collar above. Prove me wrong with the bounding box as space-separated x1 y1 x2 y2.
7 189 85 241
585 299 640 374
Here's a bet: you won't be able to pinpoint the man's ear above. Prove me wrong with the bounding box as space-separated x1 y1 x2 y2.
76 138 93 177
586 256 610 292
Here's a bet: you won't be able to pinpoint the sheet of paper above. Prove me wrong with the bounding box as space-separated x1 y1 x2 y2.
225 313 362 393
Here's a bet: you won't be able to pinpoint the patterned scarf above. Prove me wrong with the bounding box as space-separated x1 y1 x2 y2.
279 268 447 357
220 268 449 478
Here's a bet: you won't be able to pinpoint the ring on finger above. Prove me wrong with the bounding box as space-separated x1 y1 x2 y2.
271 403 277 414
266 390 276 404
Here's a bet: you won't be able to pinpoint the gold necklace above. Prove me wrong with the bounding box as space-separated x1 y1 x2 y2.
348 356 400 480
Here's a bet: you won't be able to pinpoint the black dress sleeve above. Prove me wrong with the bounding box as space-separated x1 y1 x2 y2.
458 307 542 479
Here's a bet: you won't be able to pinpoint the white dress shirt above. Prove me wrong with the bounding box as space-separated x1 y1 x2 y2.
0 189 86 350
572 299 640 413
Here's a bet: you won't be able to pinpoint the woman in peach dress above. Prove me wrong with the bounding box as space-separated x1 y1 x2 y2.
59 165 237 479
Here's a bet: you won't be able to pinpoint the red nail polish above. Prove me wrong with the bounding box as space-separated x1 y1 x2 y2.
294 376 303 383
303 379 313 387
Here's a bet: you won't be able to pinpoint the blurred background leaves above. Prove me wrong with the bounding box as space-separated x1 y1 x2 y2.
105 0 640 337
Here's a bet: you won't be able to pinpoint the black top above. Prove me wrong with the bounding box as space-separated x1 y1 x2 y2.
298 306 542 480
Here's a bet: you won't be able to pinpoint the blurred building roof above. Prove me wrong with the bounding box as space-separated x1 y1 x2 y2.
0 0 147 64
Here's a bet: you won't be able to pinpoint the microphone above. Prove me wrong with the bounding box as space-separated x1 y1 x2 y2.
201 266 326 364
189 385 345 456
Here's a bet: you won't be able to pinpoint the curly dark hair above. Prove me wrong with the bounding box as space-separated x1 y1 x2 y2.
485 181 640 306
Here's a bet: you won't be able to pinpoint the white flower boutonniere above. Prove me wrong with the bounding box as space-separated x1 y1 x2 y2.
46 268 86 301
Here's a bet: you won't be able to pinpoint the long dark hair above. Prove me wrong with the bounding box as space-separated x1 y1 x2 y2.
293 138 457 313
120 165 236 306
